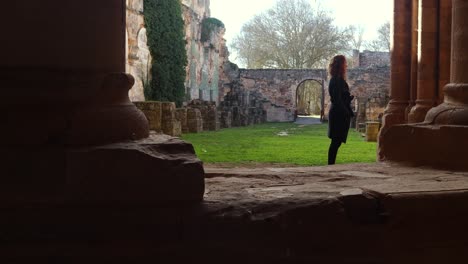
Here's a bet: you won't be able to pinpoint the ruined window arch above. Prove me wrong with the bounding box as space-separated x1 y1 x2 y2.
137 27 148 49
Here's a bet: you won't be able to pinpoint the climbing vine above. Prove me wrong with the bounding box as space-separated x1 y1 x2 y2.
201 17 225 42
143 0 187 106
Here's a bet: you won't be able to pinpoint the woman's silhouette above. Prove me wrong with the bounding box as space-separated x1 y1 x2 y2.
327 55 354 165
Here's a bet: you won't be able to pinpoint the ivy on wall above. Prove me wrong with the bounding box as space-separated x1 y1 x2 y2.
201 17 225 43
143 0 187 107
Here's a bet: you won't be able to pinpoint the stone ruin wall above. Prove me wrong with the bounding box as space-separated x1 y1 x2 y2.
224 65 390 124
352 50 391 68
232 69 327 122
126 0 228 104
347 66 390 123
126 0 150 102
182 0 229 105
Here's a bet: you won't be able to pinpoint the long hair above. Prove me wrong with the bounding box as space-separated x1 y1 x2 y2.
328 55 347 79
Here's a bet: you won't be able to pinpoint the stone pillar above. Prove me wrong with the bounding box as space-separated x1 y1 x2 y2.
0 0 204 204
406 0 420 121
425 0 468 125
380 0 468 170
380 0 411 133
437 0 452 104
408 0 439 123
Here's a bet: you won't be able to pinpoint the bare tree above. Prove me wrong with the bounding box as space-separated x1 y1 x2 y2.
365 21 390 52
347 25 366 51
231 0 349 69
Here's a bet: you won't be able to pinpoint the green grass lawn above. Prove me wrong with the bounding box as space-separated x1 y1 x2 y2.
181 122 377 166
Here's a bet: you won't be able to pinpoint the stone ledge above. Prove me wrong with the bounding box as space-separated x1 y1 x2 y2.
2 163 468 262
379 124 468 170
0 134 204 205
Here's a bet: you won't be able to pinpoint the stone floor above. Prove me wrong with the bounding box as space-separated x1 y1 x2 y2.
203 162 468 218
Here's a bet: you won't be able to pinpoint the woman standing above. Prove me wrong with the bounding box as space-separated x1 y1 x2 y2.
327 55 354 165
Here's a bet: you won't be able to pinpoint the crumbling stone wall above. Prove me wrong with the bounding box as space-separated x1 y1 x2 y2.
187 100 220 131
182 1 229 105
134 101 182 137
126 0 150 102
352 50 391 68
347 66 390 125
219 80 267 128
321 66 391 124
233 69 327 122
221 66 390 124
126 0 228 104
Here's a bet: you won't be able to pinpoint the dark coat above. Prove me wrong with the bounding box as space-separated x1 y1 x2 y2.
328 76 354 143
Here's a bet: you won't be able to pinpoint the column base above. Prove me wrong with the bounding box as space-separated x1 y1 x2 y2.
0 134 205 206
379 100 408 134
1 69 149 146
424 83 468 125
408 101 433 123
378 123 468 170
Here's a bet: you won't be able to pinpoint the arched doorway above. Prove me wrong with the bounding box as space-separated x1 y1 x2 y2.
295 79 325 120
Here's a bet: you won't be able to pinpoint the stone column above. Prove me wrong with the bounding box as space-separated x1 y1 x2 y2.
408 0 439 123
380 0 411 132
405 0 420 121
425 0 468 125
437 0 452 104
0 0 204 204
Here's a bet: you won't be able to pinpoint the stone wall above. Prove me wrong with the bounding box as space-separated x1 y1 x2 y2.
219 66 390 124
126 0 150 102
126 0 228 105
352 50 391 68
315 66 390 124
134 101 182 137
347 66 391 124
183 1 228 105
187 100 220 131
234 69 327 122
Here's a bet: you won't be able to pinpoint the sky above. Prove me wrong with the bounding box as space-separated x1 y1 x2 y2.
209 0 393 65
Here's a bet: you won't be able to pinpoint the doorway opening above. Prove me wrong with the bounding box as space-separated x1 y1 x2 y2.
295 79 325 121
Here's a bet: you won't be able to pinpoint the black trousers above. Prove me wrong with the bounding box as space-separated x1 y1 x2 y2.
328 139 342 165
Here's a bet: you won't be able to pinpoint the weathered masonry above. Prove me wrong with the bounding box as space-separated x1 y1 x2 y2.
226 63 390 123
126 0 229 104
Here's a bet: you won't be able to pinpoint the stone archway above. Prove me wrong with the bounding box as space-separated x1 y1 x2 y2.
295 79 325 119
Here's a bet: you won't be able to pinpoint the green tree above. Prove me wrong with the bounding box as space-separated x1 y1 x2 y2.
143 0 187 106
230 0 349 69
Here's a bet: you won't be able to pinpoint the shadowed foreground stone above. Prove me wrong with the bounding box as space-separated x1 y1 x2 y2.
2 163 468 263
0 134 205 205
67 133 204 203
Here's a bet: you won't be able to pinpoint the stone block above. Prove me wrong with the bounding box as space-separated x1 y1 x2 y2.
160 102 180 136
0 134 204 205
220 110 232 128
187 108 203 133
162 120 182 137
176 108 189 134
66 134 204 203
188 100 220 131
134 101 162 132
365 121 380 142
